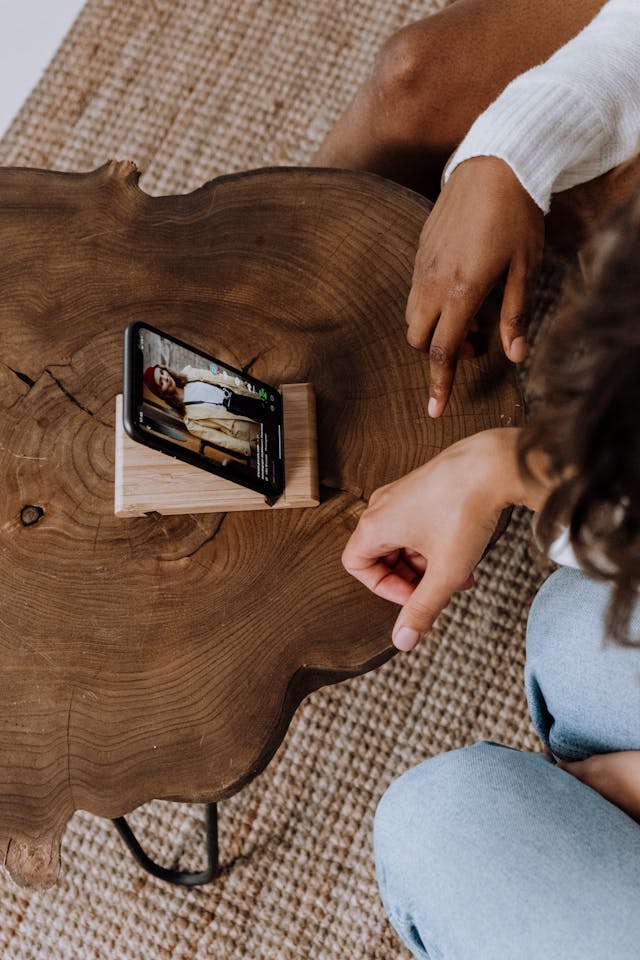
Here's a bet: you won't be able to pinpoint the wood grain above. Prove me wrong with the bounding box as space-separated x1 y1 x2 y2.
0 161 523 886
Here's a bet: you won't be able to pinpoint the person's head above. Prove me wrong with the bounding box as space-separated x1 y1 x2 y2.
519 192 640 644
143 365 186 412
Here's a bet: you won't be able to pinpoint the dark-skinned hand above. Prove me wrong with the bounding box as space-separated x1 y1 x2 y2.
406 155 545 417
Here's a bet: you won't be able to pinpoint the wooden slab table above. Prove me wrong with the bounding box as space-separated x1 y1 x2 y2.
0 162 523 888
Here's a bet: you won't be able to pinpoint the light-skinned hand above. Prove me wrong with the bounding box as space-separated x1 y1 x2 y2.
407 156 544 417
341 428 546 651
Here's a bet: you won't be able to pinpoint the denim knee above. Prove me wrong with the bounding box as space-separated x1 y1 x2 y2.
525 567 640 758
374 742 519 959
373 741 640 960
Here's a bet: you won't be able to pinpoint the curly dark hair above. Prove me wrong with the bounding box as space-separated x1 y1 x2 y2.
153 367 188 417
518 194 640 644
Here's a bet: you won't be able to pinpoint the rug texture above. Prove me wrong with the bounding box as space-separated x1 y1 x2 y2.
0 1 559 957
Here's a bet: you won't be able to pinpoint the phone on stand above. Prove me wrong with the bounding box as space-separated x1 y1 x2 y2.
123 322 284 500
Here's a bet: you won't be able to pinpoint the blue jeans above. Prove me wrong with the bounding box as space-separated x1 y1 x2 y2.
374 568 640 959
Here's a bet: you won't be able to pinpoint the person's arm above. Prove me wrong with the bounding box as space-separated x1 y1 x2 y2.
342 428 549 650
412 0 640 417
444 0 640 213
559 752 640 823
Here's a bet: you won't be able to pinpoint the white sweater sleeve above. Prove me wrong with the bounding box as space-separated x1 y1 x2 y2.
443 0 640 213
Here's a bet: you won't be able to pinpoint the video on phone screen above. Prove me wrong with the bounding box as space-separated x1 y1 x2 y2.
137 328 280 486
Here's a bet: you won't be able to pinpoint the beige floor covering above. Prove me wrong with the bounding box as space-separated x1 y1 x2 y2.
0 1 560 957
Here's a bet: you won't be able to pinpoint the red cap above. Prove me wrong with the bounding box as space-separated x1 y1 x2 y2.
143 365 160 396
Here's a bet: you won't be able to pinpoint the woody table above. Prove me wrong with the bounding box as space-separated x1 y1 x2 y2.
0 161 523 888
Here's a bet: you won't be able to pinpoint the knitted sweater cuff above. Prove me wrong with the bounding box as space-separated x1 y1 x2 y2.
443 0 640 213
443 78 608 213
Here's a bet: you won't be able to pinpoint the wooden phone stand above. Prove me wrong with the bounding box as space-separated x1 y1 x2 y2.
114 383 319 516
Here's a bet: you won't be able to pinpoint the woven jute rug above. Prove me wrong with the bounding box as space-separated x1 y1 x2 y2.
0 1 559 957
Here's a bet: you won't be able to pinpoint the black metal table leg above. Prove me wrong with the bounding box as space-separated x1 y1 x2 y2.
112 802 219 886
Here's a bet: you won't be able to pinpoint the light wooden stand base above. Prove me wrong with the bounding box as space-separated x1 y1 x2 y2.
114 383 319 516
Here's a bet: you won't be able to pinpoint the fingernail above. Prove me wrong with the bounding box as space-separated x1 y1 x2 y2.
428 397 439 418
393 627 420 651
510 336 527 363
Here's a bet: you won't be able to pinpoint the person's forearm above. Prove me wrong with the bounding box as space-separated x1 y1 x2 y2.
482 428 550 512
444 0 640 212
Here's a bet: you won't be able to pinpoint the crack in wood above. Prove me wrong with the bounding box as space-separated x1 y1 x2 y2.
319 481 364 501
43 369 112 429
45 369 95 418
3 365 110 428
8 367 35 389
241 354 260 374
66 689 76 809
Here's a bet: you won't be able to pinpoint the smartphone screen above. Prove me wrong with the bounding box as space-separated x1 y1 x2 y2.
123 322 284 499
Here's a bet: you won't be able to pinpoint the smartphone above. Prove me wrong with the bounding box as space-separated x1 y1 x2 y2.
123 322 284 499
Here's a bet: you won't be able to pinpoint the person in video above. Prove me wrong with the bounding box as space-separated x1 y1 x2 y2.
143 364 272 457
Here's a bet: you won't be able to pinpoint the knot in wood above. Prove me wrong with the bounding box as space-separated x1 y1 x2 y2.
20 504 45 527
